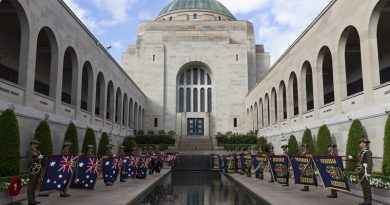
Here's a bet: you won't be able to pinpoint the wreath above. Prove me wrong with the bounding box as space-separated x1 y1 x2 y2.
8 176 22 197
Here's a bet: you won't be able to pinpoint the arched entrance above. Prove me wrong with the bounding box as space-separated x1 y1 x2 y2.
176 62 212 137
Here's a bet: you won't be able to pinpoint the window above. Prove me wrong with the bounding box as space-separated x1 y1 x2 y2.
234 118 238 128
154 118 158 128
153 55 155 62
193 14 197 19
236 54 239 62
169 16 172 21
218 16 221 21
193 68 198 84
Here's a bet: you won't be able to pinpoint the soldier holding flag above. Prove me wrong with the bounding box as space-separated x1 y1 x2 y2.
268 146 275 183
104 144 114 186
327 144 338 198
300 144 311 192
59 141 73 197
118 145 127 182
27 139 43 205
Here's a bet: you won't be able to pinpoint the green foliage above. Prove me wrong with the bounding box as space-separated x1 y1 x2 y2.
158 130 166 135
301 128 314 154
34 121 53 168
147 130 155 135
158 144 169 151
122 136 135 153
383 114 390 176
216 133 257 145
134 134 175 145
63 122 79 154
137 130 144 135
317 125 333 155
223 144 255 151
0 109 21 177
288 135 299 155
97 132 109 157
346 119 365 171
168 130 176 136
82 128 96 155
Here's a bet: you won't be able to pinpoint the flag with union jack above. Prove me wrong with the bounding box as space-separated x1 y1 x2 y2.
69 156 101 189
103 157 120 183
40 155 77 192
127 155 138 178
138 156 149 179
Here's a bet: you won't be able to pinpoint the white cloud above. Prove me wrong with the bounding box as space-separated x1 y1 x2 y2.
90 0 138 26
254 0 331 63
63 0 98 31
218 0 269 14
111 41 124 50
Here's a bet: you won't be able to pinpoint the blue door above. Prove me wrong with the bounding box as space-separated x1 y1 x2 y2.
187 118 204 136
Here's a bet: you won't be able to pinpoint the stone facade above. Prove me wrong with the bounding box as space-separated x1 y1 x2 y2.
245 0 390 171
122 12 270 136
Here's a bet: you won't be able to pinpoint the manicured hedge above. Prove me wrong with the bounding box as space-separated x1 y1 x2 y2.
34 121 53 167
97 132 109 157
346 119 365 171
301 128 314 154
63 122 79 154
82 128 96 155
134 134 175 145
122 136 135 153
288 135 299 155
383 114 390 176
316 125 333 155
223 144 256 151
216 132 257 145
0 109 20 177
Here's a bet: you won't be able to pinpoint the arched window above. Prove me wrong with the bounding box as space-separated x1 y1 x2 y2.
61 47 78 106
115 88 122 123
271 88 278 124
177 67 212 113
259 98 264 128
265 94 270 126
106 81 114 120
95 72 105 116
319 46 335 105
123 94 128 126
129 98 133 128
376 1 390 84
342 26 363 96
254 102 258 131
302 61 314 111
81 62 93 112
289 72 299 116
279 81 287 120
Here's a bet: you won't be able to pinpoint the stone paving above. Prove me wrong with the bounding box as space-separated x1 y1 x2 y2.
18 169 171 205
227 173 389 205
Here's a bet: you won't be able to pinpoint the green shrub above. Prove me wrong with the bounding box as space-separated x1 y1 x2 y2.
0 109 20 177
346 119 365 171
82 128 96 155
317 125 333 155
223 144 255 151
383 114 390 176
97 132 109 157
158 130 166 135
34 121 53 168
63 122 79 154
168 130 176 136
134 134 175 145
137 130 144 135
147 130 155 135
288 135 299 155
122 136 135 154
158 144 169 151
301 128 315 154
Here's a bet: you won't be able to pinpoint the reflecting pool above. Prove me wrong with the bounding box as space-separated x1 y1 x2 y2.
134 171 266 205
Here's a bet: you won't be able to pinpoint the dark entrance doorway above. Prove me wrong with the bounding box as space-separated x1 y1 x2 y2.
187 118 204 136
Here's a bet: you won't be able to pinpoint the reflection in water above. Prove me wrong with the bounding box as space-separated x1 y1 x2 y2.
134 171 265 205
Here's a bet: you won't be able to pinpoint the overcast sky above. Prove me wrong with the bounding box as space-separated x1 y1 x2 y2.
63 0 331 64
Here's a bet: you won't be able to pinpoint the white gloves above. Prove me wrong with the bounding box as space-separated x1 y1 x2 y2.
38 155 44 159
365 174 371 177
348 155 353 160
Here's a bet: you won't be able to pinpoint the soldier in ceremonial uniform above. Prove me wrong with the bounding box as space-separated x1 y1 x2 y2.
268 146 275 183
27 139 43 205
118 145 126 182
104 144 114 186
85 145 95 156
281 144 288 155
348 138 373 205
59 141 72 197
327 144 338 198
301 144 310 192
256 146 265 179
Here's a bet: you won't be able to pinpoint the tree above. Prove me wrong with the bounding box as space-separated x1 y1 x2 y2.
316 125 333 155
301 128 315 154
383 114 390 176
34 121 53 167
63 122 79 154
0 109 20 177
346 119 365 171
97 132 109 157
82 128 96 155
122 136 135 154
288 135 299 155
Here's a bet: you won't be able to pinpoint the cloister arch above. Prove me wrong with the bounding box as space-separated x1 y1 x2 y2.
80 61 93 112
95 72 105 117
61 47 78 106
106 81 114 121
264 93 270 126
254 102 258 131
123 94 128 127
318 46 335 105
288 72 299 117
259 98 264 128
375 1 390 84
301 61 314 111
129 98 134 128
271 88 278 124
278 81 287 120
115 88 122 124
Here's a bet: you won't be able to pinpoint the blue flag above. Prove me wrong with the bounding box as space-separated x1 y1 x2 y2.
218 155 224 173
127 155 138 178
70 156 100 190
137 156 149 179
239 154 247 173
268 155 289 185
40 155 77 192
232 154 238 173
313 156 350 192
289 155 318 186
103 157 120 184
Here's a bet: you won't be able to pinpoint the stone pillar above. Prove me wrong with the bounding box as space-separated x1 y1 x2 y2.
54 47 64 114
23 31 38 107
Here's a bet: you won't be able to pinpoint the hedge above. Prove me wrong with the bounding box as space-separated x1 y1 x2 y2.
223 144 257 151
82 128 96 155
97 132 109 157
0 109 20 177
301 128 314 154
316 125 333 155
34 121 53 168
346 119 365 171
288 135 299 155
0 173 29 191
134 134 175 145
345 171 390 190
63 122 79 154
216 133 257 145
122 136 135 153
383 114 390 176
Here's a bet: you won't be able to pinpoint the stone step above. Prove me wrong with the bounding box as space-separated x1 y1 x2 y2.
178 136 214 150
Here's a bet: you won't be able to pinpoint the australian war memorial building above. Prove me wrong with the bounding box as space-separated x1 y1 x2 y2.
122 0 270 137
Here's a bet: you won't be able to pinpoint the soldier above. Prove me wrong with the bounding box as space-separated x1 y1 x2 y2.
255 146 265 179
281 144 288 155
27 139 43 205
59 141 72 197
118 145 126 182
104 144 114 186
348 138 373 205
268 146 275 183
300 144 310 192
85 145 95 156
327 144 338 198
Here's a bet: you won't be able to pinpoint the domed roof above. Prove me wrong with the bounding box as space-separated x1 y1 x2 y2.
158 0 235 19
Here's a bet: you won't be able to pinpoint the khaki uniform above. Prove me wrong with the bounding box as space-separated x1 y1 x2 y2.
60 149 70 196
329 151 338 198
356 149 373 204
27 149 42 204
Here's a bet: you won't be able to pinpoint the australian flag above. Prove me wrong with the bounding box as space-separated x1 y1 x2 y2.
70 156 100 190
127 156 138 178
103 157 121 184
40 155 77 192
138 156 149 179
